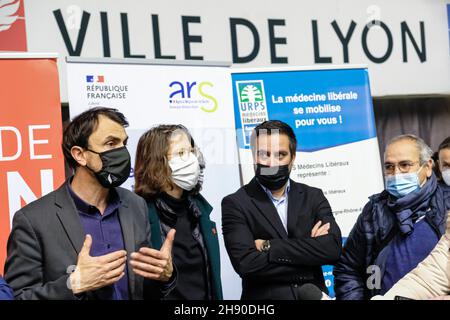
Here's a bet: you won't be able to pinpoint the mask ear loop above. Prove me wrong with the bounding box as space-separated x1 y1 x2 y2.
416 163 427 187
83 148 102 174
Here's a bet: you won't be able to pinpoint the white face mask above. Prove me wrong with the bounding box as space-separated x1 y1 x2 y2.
168 152 200 191
442 169 450 186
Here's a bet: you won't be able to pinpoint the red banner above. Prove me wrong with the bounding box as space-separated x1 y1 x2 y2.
0 0 27 51
0 56 65 272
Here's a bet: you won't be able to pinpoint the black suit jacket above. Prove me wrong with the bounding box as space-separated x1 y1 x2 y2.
4 180 173 300
222 178 342 300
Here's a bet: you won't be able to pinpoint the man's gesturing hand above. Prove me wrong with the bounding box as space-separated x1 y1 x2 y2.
130 229 176 282
69 234 127 295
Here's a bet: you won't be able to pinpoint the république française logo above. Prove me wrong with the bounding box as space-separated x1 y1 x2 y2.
85 75 128 100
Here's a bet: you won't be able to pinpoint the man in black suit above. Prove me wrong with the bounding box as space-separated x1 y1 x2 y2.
5 107 175 300
222 120 342 300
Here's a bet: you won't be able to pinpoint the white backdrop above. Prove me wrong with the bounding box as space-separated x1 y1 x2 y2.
18 0 450 101
66 58 243 299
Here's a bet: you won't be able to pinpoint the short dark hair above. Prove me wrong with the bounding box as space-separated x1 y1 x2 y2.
62 107 129 169
434 136 450 180
250 120 297 156
438 137 450 153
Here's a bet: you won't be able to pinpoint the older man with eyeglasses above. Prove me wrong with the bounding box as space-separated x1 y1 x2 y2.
334 134 450 300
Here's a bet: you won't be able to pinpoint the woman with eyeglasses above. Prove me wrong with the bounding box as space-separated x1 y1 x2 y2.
134 124 222 300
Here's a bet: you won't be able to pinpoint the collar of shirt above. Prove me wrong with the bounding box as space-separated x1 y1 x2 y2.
259 179 291 204
66 178 122 217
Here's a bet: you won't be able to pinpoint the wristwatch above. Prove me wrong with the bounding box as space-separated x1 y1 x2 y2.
261 240 271 252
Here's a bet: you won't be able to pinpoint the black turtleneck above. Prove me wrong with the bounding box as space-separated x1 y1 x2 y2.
160 192 208 300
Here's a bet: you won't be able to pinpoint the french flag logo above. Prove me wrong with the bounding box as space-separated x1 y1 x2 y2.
86 75 105 83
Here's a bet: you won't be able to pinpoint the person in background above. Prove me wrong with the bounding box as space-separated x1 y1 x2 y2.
334 134 450 300
435 137 450 187
222 120 342 300
0 276 13 300
134 124 223 300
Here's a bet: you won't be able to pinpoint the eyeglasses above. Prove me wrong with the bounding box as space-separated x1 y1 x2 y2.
384 161 420 174
169 147 200 161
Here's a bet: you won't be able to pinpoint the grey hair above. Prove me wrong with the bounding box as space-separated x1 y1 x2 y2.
385 134 433 165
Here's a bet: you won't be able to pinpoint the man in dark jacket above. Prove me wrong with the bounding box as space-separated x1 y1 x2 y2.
222 120 342 300
4 107 175 300
334 134 450 300
0 277 13 300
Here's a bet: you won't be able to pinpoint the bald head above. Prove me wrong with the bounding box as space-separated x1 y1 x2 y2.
385 134 433 165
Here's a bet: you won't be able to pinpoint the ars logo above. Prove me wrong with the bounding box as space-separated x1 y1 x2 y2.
169 81 219 113
0 0 27 51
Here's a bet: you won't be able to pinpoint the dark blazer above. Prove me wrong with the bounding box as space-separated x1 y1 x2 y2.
147 194 223 300
4 179 173 300
222 178 342 300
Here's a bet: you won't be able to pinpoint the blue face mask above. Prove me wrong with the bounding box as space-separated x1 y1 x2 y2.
385 166 424 198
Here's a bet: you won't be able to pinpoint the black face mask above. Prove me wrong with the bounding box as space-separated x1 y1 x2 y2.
255 163 291 191
86 146 131 188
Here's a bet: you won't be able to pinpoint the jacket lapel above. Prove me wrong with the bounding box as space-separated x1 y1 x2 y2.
286 181 304 237
55 181 138 299
54 181 85 255
195 196 223 300
247 178 288 239
117 198 136 299
147 202 163 249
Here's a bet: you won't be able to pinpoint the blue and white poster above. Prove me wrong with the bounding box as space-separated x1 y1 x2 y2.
231 66 384 296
